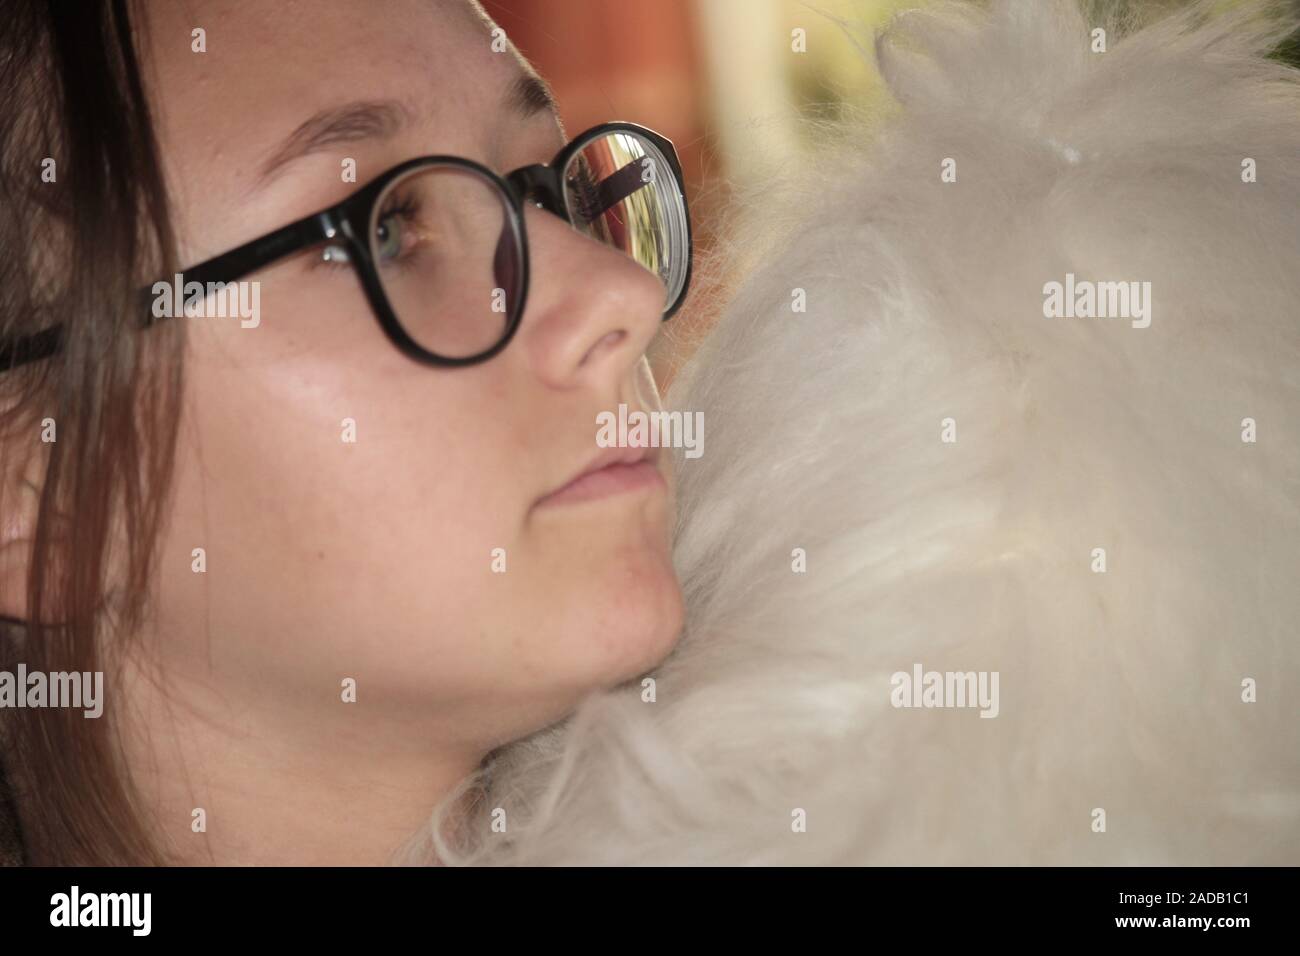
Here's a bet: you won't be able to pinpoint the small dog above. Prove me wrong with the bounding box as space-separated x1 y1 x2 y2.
432 0 1300 865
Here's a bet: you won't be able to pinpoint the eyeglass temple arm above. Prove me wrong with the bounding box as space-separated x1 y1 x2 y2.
508 158 651 225
586 160 651 222
0 213 332 372
0 325 62 370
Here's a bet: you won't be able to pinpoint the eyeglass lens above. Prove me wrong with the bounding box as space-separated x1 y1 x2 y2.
562 130 690 312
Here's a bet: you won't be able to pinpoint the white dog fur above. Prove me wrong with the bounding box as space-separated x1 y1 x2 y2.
423 0 1300 865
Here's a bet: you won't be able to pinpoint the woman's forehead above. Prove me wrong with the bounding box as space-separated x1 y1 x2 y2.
142 1 525 155
141 0 550 202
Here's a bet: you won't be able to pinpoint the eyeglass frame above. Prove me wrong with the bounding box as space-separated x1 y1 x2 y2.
0 120 693 371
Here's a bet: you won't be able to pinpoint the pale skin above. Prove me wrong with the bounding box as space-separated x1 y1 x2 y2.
0 0 683 864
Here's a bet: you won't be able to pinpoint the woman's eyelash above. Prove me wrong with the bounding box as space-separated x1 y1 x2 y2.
570 166 603 219
380 194 420 224
310 193 422 272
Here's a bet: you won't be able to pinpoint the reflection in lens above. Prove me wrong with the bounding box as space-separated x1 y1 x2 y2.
562 130 689 313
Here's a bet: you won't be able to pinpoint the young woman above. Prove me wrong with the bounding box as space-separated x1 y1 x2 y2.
0 0 690 864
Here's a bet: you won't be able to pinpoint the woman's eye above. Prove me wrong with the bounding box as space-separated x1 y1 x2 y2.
375 212 404 262
309 198 418 275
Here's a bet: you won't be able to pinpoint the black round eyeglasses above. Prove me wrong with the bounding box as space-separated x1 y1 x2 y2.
0 121 693 371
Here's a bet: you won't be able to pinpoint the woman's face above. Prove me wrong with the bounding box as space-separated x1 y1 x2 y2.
137 0 683 757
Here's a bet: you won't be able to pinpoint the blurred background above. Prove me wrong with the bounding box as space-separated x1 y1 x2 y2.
483 0 927 384
482 0 1291 384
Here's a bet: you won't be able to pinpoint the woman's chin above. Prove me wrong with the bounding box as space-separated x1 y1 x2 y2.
556 551 685 693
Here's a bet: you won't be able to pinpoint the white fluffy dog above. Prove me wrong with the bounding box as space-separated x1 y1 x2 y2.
428 0 1300 865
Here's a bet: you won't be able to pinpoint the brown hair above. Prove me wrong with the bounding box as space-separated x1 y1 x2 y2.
0 0 182 864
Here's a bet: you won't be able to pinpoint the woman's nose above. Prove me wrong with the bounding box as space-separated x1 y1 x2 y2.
516 203 667 390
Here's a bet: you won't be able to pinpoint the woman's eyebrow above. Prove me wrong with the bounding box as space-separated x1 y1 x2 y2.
506 71 560 122
256 99 411 187
254 73 559 190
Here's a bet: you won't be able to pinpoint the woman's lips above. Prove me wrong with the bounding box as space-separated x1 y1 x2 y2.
535 457 665 508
